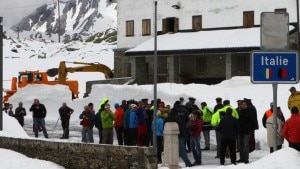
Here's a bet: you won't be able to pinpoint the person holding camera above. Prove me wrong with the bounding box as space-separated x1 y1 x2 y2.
29 98 48 138
15 102 27 127
101 103 115 144
79 105 95 143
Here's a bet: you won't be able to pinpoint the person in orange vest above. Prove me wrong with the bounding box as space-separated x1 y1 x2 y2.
262 102 285 128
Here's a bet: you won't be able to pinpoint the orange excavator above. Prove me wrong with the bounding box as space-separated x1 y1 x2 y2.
3 61 113 103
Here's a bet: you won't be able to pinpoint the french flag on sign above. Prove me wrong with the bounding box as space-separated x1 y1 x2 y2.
265 68 272 79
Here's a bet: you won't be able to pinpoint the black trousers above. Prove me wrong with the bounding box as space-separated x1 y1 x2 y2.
129 128 138 146
270 145 282 153
98 128 103 144
124 128 130 145
220 138 236 164
289 142 300 151
157 136 163 162
61 119 69 137
18 120 24 127
115 126 124 145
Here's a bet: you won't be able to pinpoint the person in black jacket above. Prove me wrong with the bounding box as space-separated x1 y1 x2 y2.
219 108 239 165
237 100 252 164
29 98 48 138
173 100 190 152
165 108 194 167
15 102 27 127
58 102 74 139
244 98 259 153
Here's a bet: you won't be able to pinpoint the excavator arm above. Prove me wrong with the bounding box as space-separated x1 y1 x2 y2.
47 61 114 84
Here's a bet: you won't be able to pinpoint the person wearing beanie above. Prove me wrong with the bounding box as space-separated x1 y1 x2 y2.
152 110 164 164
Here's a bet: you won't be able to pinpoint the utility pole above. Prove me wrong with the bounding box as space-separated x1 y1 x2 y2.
0 17 3 131
57 0 61 43
153 1 158 148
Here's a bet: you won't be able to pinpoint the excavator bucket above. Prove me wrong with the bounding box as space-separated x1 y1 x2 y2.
47 68 59 77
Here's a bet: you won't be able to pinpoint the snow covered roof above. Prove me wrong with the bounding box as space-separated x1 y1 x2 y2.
125 26 295 56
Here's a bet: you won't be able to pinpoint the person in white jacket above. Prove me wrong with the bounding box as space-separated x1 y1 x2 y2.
266 108 285 153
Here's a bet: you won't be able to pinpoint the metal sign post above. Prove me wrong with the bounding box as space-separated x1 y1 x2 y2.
0 17 3 131
153 1 158 148
251 12 299 152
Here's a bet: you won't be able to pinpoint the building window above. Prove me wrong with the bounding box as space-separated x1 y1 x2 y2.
162 17 179 33
275 8 286 13
196 57 207 73
237 55 247 74
126 20 134 37
243 11 254 28
192 15 202 31
142 19 151 36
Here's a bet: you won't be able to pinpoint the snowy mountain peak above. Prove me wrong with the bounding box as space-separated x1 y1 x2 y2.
11 0 117 38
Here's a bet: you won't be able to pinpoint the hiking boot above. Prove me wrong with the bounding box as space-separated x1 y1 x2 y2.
193 161 202 165
236 159 244 163
186 164 194 167
201 147 210 150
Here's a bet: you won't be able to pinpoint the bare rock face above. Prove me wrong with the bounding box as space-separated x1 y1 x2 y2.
11 0 115 37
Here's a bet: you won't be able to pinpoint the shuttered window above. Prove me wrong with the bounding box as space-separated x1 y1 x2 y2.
126 20 134 37
162 17 179 33
192 15 202 31
142 19 151 36
275 8 286 13
243 11 254 28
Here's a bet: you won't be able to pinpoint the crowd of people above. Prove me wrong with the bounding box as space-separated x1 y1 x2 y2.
3 86 300 167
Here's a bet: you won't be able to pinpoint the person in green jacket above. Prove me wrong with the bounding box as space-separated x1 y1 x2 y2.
101 103 115 144
211 100 239 158
201 102 213 150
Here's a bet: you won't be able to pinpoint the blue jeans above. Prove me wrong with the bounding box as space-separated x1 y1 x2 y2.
190 136 202 164
82 126 94 143
179 137 192 166
33 118 48 138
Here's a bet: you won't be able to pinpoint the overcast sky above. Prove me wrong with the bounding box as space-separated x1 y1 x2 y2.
0 0 54 27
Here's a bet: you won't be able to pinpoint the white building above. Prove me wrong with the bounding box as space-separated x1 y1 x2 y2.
114 0 299 84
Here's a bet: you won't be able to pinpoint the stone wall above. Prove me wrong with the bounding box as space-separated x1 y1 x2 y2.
0 137 157 169
113 48 131 78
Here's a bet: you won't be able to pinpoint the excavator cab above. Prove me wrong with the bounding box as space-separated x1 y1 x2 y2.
18 72 32 84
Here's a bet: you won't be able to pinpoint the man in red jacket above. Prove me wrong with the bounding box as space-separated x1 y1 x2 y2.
282 107 300 151
114 103 125 145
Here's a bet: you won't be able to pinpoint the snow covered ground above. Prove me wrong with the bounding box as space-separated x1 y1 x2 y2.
2 77 300 168
1 38 300 168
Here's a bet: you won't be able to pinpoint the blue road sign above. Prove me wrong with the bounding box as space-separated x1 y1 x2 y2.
251 51 299 84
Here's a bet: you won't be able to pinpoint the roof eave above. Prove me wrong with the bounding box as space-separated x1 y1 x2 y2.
125 47 261 56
